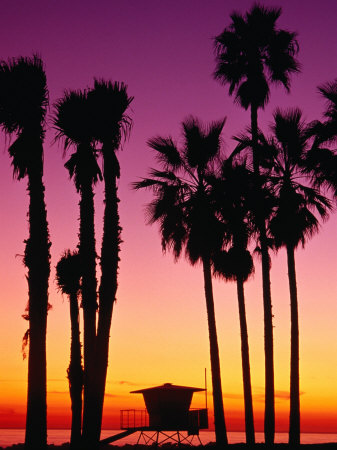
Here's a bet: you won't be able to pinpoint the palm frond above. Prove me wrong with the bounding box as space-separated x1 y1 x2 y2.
64 145 102 192
183 116 225 169
305 146 337 196
8 132 43 179
318 80 337 119
148 168 179 181
132 178 163 190
147 136 182 169
267 30 300 90
135 116 228 266
297 184 332 217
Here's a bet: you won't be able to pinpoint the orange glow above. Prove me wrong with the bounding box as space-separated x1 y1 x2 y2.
1 217 336 433
1 213 337 433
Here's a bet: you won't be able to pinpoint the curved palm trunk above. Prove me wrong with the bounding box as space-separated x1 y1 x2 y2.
68 291 83 448
202 256 228 446
92 148 120 443
25 150 50 450
80 176 98 445
236 277 255 444
251 104 275 445
287 244 300 445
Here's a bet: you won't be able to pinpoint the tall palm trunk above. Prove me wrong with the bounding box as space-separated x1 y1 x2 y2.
68 291 83 448
202 256 228 446
25 146 50 450
287 244 300 445
251 104 275 445
80 172 98 445
92 147 121 442
260 232 275 444
236 277 255 444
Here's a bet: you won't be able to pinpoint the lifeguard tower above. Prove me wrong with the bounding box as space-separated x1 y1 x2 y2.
100 383 208 446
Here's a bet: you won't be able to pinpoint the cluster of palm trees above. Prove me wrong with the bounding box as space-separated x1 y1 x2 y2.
0 57 133 450
0 3 336 450
54 81 133 449
134 3 336 448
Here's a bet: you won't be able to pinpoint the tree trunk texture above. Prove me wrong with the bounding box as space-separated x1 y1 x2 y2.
251 104 275 445
236 278 255 444
25 160 50 450
92 149 121 443
80 179 98 446
68 291 83 448
202 257 228 446
287 244 300 445
260 227 275 445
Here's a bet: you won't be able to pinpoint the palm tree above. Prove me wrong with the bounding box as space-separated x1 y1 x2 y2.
268 108 331 445
86 80 133 442
0 55 51 450
56 250 83 448
211 161 255 444
134 117 228 446
53 90 102 445
306 80 337 198
213 4 299 443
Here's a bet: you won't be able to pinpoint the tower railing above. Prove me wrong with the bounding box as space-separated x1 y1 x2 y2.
120 409 149 429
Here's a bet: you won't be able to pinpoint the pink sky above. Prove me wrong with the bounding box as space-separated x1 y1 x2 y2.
0 0 336 433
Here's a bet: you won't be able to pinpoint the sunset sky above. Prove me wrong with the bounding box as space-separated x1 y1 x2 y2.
0 0 336 434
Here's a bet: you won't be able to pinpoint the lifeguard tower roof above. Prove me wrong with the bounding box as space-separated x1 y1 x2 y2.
130 382 205 394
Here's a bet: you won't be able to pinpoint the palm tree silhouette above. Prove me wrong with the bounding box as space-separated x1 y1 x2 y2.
213 4 299 443
87 80 133 442
211 161 255 444
268 108 331 445
134 117 228 446
306 80 337 198
54 90 102 445
0 55 51 450
56 250 83 448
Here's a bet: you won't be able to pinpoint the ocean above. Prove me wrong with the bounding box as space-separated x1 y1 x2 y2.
0 430 337 447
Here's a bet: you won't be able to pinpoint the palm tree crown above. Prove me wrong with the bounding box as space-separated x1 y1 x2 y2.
213 3 300 110
0 55 47 133
0 55 48 178
56 250 82 296
88 79 133 150
135 116 226 263
268 108 331 247
53 90 102 190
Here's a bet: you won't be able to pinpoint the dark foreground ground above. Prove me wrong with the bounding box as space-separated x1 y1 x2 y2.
1 444 337 450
